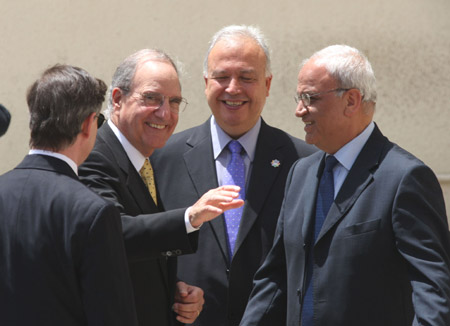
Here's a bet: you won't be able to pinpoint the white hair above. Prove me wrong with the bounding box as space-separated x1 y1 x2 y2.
203 25 272 78
302 45 377 103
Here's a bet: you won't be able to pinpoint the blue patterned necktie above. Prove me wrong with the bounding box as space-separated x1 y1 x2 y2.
223 140 246 258
302 155 338 326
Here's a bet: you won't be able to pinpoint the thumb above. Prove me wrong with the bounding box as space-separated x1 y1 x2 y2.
177 281 189 297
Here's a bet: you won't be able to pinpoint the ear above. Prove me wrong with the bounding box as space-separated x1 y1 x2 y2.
265 75 273 97
112 87 123 110
343 88 363 117
80 112 96 138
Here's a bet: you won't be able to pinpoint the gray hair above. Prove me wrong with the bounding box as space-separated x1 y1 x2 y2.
203 25 272 78
106 49 179 117
302 45 377 103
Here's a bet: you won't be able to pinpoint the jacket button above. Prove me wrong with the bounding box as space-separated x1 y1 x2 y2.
166 251 173 256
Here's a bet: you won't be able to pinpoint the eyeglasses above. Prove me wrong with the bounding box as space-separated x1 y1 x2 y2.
95 113 105 128
294 88 350 107
136 91 188 114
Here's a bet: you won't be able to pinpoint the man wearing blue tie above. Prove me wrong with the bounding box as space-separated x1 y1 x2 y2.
151 25 316 326
240 45 450 326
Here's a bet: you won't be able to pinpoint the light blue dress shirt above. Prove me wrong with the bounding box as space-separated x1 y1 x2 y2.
210 116 261 188
332 121 375 198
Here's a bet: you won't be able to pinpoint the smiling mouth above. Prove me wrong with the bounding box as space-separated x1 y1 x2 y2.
146 122 165 129
223 100 246 107
304 121 313 125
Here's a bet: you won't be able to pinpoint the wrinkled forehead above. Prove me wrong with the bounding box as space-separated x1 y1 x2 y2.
131 59 181 94
297 60 336 90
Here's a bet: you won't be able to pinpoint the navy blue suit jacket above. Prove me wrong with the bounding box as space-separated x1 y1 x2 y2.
241 125 450 326
0 154 137 326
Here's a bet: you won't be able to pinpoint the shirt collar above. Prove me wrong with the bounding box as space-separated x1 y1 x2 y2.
333 121 375 171
210 115 261 161
28 149 78 175
108 119 147 172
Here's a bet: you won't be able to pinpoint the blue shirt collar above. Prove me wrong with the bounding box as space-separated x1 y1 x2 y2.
210 116 261 161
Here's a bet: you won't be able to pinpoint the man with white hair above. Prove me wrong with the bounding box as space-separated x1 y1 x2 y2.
240 45 450 326
151 25 316 326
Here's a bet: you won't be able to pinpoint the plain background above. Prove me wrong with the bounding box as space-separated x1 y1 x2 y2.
1 0 449 219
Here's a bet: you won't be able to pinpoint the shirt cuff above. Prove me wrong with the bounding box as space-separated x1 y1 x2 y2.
185 206 202 233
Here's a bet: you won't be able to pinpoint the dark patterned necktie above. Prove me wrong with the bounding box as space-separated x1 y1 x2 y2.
302 155 338 326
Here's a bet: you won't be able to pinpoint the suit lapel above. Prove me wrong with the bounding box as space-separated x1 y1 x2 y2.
301 155 324 244
183 121 230 260
99 123 167 289
233 121 286 255
100 124 158 213
316 125 388 243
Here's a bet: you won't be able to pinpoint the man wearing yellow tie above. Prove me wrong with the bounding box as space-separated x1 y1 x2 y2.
79 49 243 326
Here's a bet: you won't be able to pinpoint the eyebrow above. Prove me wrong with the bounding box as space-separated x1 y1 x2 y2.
210 69 257 76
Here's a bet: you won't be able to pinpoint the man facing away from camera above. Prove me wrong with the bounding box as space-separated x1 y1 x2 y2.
0 64 138 326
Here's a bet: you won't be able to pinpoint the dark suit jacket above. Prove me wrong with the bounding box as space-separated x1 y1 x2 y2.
151 118 317 326
0 154 137 326
241 125 450 326
79 123 198 326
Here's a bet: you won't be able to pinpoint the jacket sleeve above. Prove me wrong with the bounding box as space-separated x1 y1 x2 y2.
79 148 198 262
392 164 450 325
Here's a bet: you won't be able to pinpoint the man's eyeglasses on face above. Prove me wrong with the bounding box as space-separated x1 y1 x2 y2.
294 88 351 107
95 113 105 128
138 91 188 114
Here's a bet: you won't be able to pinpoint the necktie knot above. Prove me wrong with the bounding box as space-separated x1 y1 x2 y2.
228 140 243 155
324 155 338 173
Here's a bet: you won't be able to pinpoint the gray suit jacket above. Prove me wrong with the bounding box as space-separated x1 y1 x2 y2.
241 125 450 326
151 117 317 326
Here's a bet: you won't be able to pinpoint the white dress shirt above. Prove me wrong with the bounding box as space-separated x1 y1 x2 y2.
108 120 198 233
29 149 78 175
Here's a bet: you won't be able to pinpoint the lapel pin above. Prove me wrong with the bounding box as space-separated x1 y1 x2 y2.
271 159 281 168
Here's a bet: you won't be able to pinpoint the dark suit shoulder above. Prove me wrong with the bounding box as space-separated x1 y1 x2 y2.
260 122 317 157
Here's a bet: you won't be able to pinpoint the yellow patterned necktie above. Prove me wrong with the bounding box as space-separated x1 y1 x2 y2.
139 159 158 206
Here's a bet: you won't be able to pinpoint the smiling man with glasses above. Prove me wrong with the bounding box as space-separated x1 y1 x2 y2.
78 49 243 326
241 45 450 326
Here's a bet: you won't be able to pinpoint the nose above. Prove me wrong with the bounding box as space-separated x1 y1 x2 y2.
295 101 308 118
154 98 171 119
225 77 241 95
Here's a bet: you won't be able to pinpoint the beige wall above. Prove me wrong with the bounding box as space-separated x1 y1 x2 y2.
1 0 449 218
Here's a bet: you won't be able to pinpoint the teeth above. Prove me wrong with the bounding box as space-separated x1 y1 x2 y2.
305 122 312 125
225 101 244 106
147 123 165 129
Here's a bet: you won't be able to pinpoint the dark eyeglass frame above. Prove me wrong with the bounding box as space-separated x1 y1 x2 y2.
95 113 105 128
136 91 188 114
294 88 351 107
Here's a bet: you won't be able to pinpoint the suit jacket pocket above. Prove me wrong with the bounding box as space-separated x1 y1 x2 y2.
342 218 381 237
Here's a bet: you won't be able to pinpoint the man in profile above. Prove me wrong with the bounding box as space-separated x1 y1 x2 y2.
0 64 138 326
